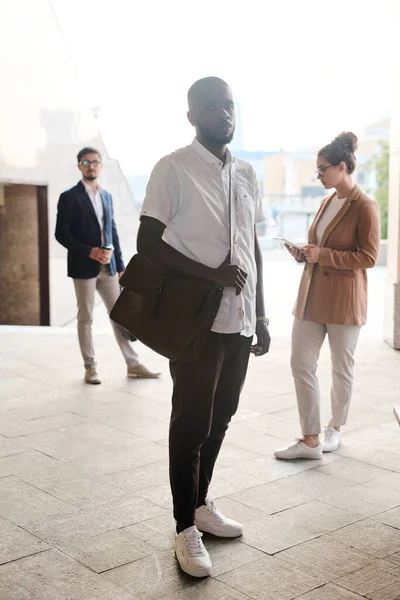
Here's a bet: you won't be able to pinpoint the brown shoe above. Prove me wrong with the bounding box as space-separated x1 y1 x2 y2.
127 364 161 379
85 366 101 385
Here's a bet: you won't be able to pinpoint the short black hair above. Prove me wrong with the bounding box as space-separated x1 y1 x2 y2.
187 77 230 109
77 147 102 163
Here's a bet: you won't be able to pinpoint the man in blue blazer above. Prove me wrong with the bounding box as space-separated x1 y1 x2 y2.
55 147 160 384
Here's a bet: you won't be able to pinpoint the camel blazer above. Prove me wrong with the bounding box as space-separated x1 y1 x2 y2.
293 185 380 326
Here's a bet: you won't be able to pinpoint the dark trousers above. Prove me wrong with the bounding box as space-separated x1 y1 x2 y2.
169 332 252 533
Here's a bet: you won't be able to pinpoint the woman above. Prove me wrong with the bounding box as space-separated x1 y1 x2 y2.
275 132 380 460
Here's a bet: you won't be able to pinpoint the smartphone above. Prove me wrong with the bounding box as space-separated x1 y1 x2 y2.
273 237 304 252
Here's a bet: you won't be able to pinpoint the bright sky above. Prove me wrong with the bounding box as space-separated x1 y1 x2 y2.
52 0 394 174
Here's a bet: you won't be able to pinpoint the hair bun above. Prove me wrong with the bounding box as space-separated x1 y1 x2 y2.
333 131 358 153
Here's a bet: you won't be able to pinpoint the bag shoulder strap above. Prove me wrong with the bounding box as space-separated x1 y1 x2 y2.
229 158 237 262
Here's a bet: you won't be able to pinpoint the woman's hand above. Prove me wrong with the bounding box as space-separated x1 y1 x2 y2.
303 244 321 263
285 244 305 263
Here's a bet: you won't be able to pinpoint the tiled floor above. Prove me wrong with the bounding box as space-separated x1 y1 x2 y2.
0 322 399 599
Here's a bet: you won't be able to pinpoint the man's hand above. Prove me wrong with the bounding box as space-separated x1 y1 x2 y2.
251 320 271 356
303 244 321 264
89 247 113 265
118 271 124 280
212 263 248 295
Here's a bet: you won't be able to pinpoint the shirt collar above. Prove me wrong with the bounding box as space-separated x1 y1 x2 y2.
82 179 101 194
191 137 232 169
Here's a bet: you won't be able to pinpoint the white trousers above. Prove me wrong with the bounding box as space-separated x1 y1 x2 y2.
73 270 139 369
291 318 361 435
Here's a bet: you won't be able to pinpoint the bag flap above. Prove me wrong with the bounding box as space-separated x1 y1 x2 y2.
161 276 219 316
119 254 221 316
120 254 167 304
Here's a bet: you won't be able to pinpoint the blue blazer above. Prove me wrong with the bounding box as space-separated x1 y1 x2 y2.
55 181 125 279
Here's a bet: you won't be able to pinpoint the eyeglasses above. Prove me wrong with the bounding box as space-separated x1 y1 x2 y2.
79 160 102 167
315 164 336 176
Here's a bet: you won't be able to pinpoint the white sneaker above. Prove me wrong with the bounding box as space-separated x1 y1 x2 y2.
174 526 212 578
85 366 101 385
195 497 243 538
322 427 341 452
274 439 323 460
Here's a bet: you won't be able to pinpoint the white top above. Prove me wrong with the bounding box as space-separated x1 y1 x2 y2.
316 196 347 246
83 180 105 244
140 138 265 336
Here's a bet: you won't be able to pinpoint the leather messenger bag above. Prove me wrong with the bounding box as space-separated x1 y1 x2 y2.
110 161 237 363
110 254 223 362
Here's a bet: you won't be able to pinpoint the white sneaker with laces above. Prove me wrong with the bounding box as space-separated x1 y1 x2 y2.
195 497 243 538
85 366 101 385
174 525 212 578
322 427 341 452
274 438 323 460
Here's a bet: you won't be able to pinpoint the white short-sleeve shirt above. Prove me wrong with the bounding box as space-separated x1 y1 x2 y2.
140 138 265 337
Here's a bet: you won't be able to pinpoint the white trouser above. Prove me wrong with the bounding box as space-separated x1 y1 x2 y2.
291 318 361 435
73 269 139 369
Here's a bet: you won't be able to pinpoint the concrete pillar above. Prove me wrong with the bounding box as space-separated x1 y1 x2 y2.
384 0 400 349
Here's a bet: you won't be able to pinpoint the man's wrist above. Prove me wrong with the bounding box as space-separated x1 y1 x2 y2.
257 316 269 325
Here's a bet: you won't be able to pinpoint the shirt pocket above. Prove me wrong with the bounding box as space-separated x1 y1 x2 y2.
236 188 255 229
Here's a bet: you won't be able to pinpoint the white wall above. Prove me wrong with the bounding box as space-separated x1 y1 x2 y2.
0 0 138 325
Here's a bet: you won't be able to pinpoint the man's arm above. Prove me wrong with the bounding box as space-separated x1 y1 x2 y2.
137 216 247 294
255 233 265 318
251 231 271 356
110 196 125 273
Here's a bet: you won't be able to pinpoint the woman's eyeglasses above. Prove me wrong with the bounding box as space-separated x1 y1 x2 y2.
315 164 336 176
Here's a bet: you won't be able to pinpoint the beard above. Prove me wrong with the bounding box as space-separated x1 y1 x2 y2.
197 122 235 146
85 174 97 181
